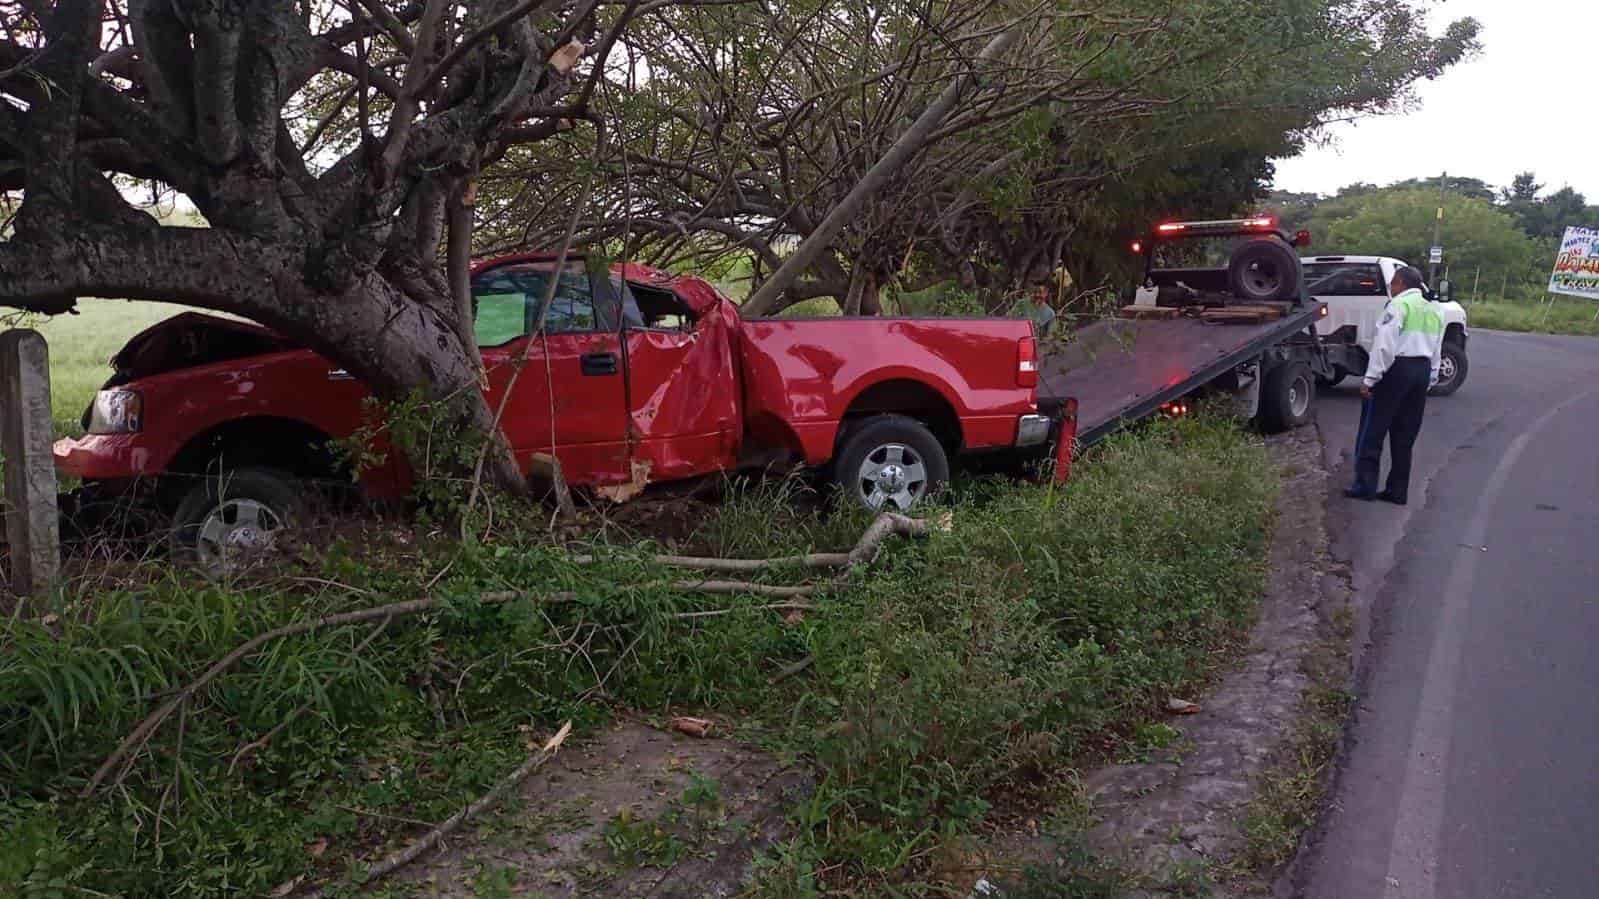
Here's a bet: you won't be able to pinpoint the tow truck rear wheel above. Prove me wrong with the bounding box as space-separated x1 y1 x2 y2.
833 414 949 513
171 466 303 576
1259 361 1316 432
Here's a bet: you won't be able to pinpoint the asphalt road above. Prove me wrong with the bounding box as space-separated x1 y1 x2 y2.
1299 329 1599 899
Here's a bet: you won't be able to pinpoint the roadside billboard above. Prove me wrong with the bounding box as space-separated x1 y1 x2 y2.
1548 227 1599 300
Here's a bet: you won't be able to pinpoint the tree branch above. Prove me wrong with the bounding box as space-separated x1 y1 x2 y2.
416 0 561 100
740 20 1026 316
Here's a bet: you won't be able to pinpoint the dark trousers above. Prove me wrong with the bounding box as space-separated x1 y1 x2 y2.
1353 357 1431 500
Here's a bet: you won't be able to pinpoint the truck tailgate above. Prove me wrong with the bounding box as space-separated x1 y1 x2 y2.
1038 306 1320 446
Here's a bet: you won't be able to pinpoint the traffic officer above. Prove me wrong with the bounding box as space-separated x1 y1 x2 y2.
1346 265 1445 505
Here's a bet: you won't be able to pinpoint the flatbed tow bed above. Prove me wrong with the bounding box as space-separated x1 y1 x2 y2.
1039 303 1322 446
1034 218 1332 467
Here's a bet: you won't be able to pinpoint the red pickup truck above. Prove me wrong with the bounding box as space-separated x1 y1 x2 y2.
54 254 1050 562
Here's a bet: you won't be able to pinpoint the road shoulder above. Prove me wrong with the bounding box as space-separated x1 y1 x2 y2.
984 423 1355 896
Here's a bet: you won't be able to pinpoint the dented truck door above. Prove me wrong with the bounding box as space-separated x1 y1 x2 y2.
614 276 743 489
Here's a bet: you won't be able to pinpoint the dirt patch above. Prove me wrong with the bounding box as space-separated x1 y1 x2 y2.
980 423 1354 895
387 720 811 897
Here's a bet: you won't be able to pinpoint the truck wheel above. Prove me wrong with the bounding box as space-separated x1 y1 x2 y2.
1228 238 1301 303
1429 342 1468 396
833 415 949 512
171 466 303 574
1259 361 1315 432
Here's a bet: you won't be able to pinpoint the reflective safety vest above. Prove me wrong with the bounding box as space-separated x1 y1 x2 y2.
1363 288 1444 387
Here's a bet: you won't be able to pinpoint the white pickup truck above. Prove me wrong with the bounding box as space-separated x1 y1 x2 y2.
1302 255 1469 396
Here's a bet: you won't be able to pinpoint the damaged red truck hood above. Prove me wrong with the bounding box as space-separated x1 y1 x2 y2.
109 311 297 381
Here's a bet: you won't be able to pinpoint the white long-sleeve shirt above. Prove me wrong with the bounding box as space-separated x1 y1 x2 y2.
1362 288 1445 388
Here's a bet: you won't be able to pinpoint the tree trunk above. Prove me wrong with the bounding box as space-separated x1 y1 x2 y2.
859 270 882 316
842 261 868 315
0 223 526 494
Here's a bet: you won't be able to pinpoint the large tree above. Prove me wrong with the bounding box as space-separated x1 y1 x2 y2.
481 1 1182 315
478 0 1480 315
0 0 677 489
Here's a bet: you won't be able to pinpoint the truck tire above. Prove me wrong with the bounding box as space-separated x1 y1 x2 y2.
1316 367 1346 390
1429 342 1468 396
1228 238 1301 303
833 414 949 512
1259 361 1315 432
171 466 303 575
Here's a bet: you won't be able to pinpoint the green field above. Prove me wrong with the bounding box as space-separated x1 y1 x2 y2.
1464 296 1599 338
9 300 202 438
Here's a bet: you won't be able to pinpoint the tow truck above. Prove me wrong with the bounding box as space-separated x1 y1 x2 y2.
1037 217 1332 467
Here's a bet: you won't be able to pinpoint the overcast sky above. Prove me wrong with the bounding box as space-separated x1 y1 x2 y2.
1271 0 1598 200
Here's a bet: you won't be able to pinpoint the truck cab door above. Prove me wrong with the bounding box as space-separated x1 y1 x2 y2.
614 278 742 483
473 260 631 487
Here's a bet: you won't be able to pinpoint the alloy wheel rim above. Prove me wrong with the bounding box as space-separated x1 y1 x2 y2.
196 498 285 571
856 443 928 511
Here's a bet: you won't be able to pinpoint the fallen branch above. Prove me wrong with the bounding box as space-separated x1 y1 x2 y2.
85 591 529 797
847 512 937 565
670 579 819 599
673 602 818 620
576 511 938 573
358 721 571 882
770 655 815 684
283 722 572 897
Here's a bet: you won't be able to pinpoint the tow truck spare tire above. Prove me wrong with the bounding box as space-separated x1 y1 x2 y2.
1228 237 1301 303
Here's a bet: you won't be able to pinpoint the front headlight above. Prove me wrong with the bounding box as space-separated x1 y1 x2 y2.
88 390 143 434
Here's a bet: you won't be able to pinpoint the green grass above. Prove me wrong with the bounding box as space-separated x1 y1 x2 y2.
5 300 198 438
1465 297 1599 338
0 411 1276 896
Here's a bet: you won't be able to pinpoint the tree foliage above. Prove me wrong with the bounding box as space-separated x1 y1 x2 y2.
1499 172 1598 241
482 0 1480 314
1305 188 1541 288
1268 173 1599 297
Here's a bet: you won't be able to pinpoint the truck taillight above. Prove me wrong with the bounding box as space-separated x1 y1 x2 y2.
1017 337 1038 388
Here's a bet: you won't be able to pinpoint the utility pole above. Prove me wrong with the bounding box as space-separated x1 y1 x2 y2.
1429 171 1447 284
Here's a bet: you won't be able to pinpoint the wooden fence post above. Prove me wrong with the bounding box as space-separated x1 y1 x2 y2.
1 328 61 605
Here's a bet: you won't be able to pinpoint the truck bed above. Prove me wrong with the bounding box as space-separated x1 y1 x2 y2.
1038 305 1321 446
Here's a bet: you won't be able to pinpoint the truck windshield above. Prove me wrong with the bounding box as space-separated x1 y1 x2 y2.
1303 262 1387 297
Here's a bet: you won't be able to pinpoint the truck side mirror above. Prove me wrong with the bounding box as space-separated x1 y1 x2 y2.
1435 279 1454 303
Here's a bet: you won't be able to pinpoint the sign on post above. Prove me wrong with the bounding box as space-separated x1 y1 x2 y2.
1 329 61 603
1428 246 1444 265
1548 227 1599 301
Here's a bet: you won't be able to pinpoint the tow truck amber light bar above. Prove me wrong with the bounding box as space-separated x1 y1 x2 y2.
1154 217 1278 236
